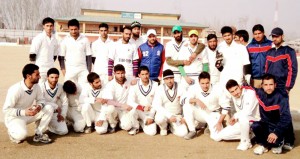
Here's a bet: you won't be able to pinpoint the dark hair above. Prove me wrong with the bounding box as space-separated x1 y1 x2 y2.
198 72 210 81
221 26 233 35
262 73 276 84
63 80 77 94
252 24 264 33
87 72 100 83
114 64 125 72
99 23 108 29
226 79 239 90
138 66 149 74
207 34 217 41
235 30 249 42
22 64 39 79
42 17 55 25
122 26 132 33
68 19 80 28
47 68 59 76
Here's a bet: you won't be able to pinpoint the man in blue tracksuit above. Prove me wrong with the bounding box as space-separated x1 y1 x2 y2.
252 74 292 155
264 27 297 149
246 24 272 88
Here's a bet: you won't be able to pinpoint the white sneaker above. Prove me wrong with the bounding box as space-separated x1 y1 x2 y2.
237 141 252 151
33 134 52 144
271 145 283 154
160 129 167 136
184 131 196 140
283 143 294 150
253 145 268 155
128 128 139 135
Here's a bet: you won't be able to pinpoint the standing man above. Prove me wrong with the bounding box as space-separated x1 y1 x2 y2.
59 19 92 86
138 29 165 82
205 34 221 85
108 26 139 82
3 64 53 144
252 74 293 155
152 69 188 137
127 66 158 136
234 30 249 46
247 24 272 88
41 68 68 136
130 21 144 49
92 23 114 85
29 17 59 84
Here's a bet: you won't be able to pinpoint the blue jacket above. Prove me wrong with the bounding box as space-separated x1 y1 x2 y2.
265 45 298 90
255 88 292 137
247 36 272 79
138 41 165 80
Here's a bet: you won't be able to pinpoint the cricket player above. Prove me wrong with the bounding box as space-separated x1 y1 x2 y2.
127 66 158 136
41 68 68 135
152 69 188 137
129 21 144 49
79 72 118 134
3 64 53 144
205 34 221 85
59 19 92 86
29 17 59 84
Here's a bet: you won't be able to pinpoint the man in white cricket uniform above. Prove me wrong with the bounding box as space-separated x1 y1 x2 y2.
212 79 260 151
41 68 68 135
63 80 86 133
129 21 145 49
205 34 221 85
108 26 139 82
29 17 59 84
79 72 117 134
153 69 188 137
183 72 222 140
127 66 158 136
105 64 139 135
92 23 114 86
59 19 92 86
3 64 53 144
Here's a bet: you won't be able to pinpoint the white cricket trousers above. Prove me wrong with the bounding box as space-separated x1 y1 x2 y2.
137 110 157 136
183 103 220 139
5 105 54 141
66 107 86 133
64 67 89 87
118 109 139 131
48 112 68 135
155 112 188 137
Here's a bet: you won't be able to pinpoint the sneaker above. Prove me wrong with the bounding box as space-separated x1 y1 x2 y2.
128 128 139 135
9 134 21 144
160 129 167 136
84 126 92 134
184 131 196 140
33 134 52 144
283 143 294 150
237 141 252 151
253 145 268 155
108 127 116 134
271 145 283 154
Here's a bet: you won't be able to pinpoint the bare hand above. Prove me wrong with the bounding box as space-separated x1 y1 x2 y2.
108 76 113 81
267 133 278 143
229 118 237 126
214 122 223 132
25 105 41 116
122 104 133 111
56 107 62 114
183 60 191 66
130 78 138 85
145 118 154 125
180 118 186 124
196 99 207 110
61 69 66 76
189 53 197 62
95 98 108 104
57 114 65 122
169 116 177 123
95 120 104 127
144 106 151 112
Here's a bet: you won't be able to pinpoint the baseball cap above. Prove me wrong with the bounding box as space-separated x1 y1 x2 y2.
147 29 157 37
188 30 199 37
131 21 141 28
172 25 182 33
270 27 283 36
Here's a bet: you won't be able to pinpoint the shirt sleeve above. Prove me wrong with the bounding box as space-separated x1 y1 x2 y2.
91 41 97 58
127 86 139 109
59 39 66 57
60 89 69 117
3 87 26 117
132 44 139 60
85 38 92 56
79 88 95 105
241 45 250 65
29 36 41 55
152 87 172 119
233 89 258 120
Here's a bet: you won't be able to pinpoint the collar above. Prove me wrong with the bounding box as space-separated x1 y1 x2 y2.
21 80 32 91
272 42 287 49
42 30 53 39
138 79 152 87
45 81 58 90
171 39 186 47
250 36 271 44
98 37 111 44
67 34 83 41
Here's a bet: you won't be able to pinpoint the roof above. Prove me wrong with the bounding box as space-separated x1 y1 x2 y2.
55 15 207 28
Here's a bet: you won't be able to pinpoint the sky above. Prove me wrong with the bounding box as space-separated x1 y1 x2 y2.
87 0 300 40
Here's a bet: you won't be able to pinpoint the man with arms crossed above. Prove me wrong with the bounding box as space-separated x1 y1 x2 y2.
205 34 221 85
3 64 53 144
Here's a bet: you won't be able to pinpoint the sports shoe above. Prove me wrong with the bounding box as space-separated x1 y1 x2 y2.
253 145 268 155
160 129 167 136
283 143 294 150
108 127 116 134
237 141 252 151
184 131 196 140
9 134 21 144
271 145 283 154
33 134 52 144
128 128 139 135
84 126 92 134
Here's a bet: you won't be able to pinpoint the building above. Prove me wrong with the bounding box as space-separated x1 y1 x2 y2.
55 9 208 45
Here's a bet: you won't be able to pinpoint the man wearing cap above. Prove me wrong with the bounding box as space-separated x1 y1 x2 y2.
247 24 272 88
179 30 209 89
265 27 297 149
130 21 144 49
163 25 205 83
205 34 221 85
138 29 165 82
152 69 188 137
